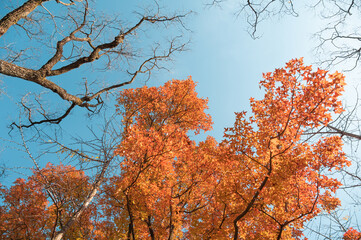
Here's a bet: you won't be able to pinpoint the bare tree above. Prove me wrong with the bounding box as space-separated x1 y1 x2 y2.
208 0 361 71
0 0 189 128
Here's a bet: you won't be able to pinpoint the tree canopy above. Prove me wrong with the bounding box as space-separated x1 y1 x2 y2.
1 59 356 239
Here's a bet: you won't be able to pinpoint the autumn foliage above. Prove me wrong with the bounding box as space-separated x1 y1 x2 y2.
0 59 352 239
0 163 94 239
343 227 361 240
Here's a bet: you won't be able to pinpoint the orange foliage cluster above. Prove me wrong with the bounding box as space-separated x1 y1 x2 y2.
0 163 95 239
0 59 353 239
343 227 361 240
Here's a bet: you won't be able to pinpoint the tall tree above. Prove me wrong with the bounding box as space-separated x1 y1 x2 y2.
208 1 361 236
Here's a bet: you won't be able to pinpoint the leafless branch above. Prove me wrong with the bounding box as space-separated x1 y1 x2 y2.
208 0 298 38
0 0 190 127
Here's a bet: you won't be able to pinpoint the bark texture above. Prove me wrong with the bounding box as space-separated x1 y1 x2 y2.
0 0 49 38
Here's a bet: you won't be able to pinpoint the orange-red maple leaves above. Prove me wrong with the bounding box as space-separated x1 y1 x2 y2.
343 227 361 240
0 163 96 239
0 60 350 239
0 178 48 239
99 78 214 239
221 58 348 239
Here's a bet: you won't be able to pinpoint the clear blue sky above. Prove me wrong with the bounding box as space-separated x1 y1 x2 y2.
0 0 352 185
89 0 331 139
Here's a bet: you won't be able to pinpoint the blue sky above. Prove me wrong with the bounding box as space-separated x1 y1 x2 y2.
91 0 331 139
0 0 352 181
1 1 351 134
0 0 356 184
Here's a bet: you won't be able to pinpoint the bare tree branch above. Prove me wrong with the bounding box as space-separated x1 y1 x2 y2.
11 103 76 129
0 0 190 127
0 0 50 38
